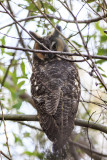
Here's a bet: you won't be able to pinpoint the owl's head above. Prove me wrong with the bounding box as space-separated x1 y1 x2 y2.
29 25 68 60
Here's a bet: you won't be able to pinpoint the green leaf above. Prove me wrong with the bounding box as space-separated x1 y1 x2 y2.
101 73 107 78
21 61 26 76
98 66 104 72
24 132 30 137
17 81 25 88
13 133 23 145
12 101 22 109
95 22 105 35
1 36 5 45
47 4 56 12
97 48 107 55
100 35 107 43
99 83 103 88
1 36 5 54
0 97 4 100
72 40 82 47
17 75 27 79
13 70 18 84
10 88 17 100
26 2 36 11
95 59 106 64
86 0 95 3
5 52 13 56
24 151 44 159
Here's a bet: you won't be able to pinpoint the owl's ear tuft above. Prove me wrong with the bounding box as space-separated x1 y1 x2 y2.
54 25 62 36
29 31 42 41
56 25 62 32
50 25 62 38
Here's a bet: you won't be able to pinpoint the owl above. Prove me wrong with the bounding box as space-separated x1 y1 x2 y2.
30 26 80 151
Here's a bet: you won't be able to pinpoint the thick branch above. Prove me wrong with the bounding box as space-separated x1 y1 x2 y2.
0 114 39 121
75 119 107 134
0 114 107 134
69 140 107 158
19 93 35 107
0 44 107 60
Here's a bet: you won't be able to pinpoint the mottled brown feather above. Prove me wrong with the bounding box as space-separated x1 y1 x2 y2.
30 26 81 150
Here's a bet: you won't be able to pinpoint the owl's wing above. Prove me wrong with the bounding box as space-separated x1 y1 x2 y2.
45 89 60 115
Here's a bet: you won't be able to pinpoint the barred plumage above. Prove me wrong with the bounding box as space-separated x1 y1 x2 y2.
30 26 80 150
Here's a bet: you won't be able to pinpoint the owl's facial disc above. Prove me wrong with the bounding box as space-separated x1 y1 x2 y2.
50 41 57 50
30 26 62 60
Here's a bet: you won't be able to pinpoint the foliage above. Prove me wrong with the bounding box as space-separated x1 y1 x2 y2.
0 0 107 160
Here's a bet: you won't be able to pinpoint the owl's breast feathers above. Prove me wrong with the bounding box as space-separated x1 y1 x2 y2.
31 58 80 149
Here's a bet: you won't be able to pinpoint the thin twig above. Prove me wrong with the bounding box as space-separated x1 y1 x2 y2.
87 112 96 160
0 2 49 51
7 2 33 66
1 52 16 87
81 100 107 109
0 31 30 40
18 122 42 132
1 1 107 92
84 0 107 23
0 102 12 159
0 13 107 30
58 0 107 91
0 44 107 60
31 0 90 66
0 151 12 160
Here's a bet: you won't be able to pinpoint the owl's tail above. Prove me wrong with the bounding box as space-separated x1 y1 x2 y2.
53 139 68 160
39 113 60 142
53 140 64 151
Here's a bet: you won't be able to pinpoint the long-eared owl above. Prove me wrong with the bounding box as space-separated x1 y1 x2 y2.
30 26 80 150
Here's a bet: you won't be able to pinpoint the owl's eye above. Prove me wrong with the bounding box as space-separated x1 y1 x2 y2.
51 41 57 50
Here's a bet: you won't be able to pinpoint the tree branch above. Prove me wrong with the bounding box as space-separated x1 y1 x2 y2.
0 13 107 30
0 2 49 51
18 122 42 132
69 140 107 158
0 44 107 60
19 93 35 108
0 114 39 121
75 119 107 134
0 114 107 134
0 151 12 160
